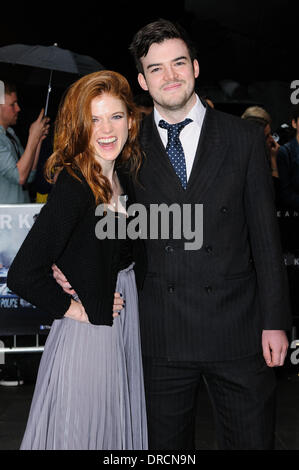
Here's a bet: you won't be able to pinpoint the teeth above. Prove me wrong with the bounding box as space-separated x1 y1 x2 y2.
97 137 117 144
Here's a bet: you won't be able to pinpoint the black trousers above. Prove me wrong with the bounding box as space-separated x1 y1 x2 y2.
142 353 277 450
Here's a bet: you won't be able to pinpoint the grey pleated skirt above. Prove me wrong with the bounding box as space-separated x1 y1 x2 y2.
20 263 148 450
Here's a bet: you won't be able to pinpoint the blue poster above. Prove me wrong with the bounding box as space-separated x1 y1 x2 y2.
0 204 53 334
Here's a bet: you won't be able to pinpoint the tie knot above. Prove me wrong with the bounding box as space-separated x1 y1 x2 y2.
159 118 192 137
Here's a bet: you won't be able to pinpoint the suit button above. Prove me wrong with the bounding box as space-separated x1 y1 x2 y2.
168 284 175 293
205 286 212 294
165 245 174 253
220 206 228 213
205 245 213 253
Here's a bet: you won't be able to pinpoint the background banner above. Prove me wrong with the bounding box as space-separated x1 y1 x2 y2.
0 204 53 335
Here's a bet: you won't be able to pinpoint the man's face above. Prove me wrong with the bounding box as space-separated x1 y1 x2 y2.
0 92 21 128
264 123 275 150
138 38 199 116
292 117 299 136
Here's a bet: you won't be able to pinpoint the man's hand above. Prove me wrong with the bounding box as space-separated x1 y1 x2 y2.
52 264 125 318
262 330 289 367
52 264 76 296
29 108 50 143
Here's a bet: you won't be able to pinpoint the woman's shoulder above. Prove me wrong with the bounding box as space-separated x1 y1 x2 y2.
55 167 91 195
47 167 93 210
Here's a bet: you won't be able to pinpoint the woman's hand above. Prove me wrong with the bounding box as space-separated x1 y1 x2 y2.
113 292 125 318
64 299 89 323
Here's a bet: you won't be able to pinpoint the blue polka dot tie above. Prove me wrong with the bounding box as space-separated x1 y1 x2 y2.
159 118 192 189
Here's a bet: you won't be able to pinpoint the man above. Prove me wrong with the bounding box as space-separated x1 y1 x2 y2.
127 19 290 450
241 105 280 178
0 82 49 203
277 104 299 210
54 20 290 450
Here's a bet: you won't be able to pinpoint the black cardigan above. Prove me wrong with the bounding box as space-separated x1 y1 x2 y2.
7 167 146 326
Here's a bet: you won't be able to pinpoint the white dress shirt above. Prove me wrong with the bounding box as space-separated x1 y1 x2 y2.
154 95 206 180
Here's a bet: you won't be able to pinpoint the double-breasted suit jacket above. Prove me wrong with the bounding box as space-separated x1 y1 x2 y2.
134 106 291 362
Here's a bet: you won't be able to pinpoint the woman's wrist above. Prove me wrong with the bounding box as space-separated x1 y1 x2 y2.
64 299 81 317
64 299 89 323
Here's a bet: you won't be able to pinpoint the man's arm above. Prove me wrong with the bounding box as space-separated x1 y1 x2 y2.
16 109 49 185
244 127 291 366
52 264 124 317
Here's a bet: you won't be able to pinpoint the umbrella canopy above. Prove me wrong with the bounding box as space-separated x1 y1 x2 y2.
0 43 105 114
0 43 104 75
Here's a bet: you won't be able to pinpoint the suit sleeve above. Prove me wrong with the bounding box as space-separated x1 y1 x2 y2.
244 127 291 330
7 170 90 318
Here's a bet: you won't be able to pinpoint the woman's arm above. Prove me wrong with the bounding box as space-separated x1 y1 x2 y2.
7 169 90 319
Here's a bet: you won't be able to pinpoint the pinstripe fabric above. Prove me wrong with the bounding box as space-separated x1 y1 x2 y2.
142 354 276 450
136 107 291 362
131 104 290 450
134 105 289 449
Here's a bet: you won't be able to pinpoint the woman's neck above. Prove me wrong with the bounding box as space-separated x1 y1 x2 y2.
100 161 115 184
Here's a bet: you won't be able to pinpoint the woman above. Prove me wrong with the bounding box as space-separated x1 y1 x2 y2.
7 71 148 450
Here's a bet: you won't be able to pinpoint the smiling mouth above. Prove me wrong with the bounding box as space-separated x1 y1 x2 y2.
163 82 182 91
97 137 117 144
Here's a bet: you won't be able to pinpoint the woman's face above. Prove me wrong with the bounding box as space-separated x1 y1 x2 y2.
90 93 131 165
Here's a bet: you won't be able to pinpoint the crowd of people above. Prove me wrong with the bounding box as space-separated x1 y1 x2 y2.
1 18 298 450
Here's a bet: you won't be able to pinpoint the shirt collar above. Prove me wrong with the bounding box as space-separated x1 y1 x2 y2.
0 125 15 136
154 94 206 128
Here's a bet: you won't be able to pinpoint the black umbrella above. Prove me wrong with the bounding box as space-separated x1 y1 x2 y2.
0 43 105 114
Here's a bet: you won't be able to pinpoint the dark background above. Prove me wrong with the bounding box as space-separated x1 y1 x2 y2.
1 0 298 134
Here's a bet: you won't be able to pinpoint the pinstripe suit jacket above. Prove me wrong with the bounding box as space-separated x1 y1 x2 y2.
134 106 291 361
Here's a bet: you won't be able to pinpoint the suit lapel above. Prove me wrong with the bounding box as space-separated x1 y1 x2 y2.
141 113 187 196
140 108 229 201
185 107 230 201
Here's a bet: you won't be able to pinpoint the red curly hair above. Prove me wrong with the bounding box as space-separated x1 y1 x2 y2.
45 70 142 204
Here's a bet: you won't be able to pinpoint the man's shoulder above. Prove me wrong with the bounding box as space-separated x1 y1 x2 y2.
209 107 261 133
277 138 297 159
139 107 262 143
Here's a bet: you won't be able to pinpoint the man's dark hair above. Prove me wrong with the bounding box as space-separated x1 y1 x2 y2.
3 81 17 95
129 18 198 74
